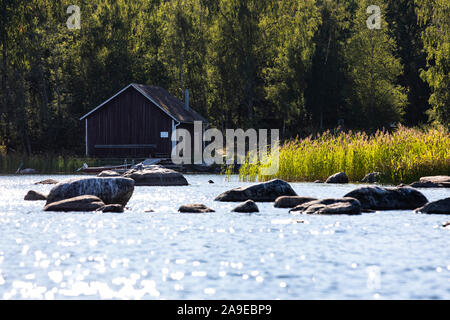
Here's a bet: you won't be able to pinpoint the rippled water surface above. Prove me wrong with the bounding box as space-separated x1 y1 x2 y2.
0 174 449 299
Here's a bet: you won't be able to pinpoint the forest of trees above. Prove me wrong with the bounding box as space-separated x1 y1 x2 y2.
0 0 448 156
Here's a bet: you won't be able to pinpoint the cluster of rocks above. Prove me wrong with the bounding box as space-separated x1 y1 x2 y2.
24 170 449 215
185 176 450 215
25 177 135 213
98 165 188 186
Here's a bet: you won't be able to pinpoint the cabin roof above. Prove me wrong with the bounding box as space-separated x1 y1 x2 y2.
79 83 208 123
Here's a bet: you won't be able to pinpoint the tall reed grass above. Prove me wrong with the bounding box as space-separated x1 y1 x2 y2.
238 126 450 185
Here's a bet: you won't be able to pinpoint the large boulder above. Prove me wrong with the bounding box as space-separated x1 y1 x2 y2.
290 198 361 215
123 166 188 186
215 179 297 202
44 195 105 212
410 176 450 188
325 172 349 184
178 204 215 213
414 198 450 214
46 177 135 206
232 200 259 213
274 196 317 208
24 190 47 201
361 172 381 183
98 170 121 177
344 186 428 210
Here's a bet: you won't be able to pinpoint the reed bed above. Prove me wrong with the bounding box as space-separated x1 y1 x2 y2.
238 126 450 185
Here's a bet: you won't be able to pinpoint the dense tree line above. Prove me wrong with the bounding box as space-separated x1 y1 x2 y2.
0 0 448 155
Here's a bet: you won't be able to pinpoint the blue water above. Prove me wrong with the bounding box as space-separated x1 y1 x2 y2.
0 174 449 299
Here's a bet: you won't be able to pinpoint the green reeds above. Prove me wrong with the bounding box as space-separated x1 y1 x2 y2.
238 126 450 185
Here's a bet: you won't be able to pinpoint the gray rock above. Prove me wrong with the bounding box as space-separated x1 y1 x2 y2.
414 198 450 214
178 204 215 213
98 204 124 213
98 170 121 177
24 190 47 201
361 172 381 183
290 198 361 215
34 179 59 185
20 168 37 174
44 195 105 212
46 177 135 206
344 186 428 210
123 166 188 186
274 196 318 208
325 172 349 184
232 200 259 213
410 176 450 188
215 179 297 202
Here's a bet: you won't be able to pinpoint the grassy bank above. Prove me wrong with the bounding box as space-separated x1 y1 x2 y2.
0 155 128 174
239 126 450 185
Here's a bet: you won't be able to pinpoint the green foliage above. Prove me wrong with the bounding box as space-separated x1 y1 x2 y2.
239 125 450 184
344 0 407 129
416 0 450 127
0 0 448 158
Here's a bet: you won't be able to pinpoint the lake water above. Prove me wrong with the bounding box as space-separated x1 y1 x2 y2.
0 174 449 300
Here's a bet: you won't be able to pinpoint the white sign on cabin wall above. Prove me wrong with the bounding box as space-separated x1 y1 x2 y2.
160 131 169 138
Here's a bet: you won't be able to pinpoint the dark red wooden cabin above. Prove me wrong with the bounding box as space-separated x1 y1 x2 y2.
80 83 207 158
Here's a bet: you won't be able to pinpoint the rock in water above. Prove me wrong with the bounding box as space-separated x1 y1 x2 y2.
232 200 259 213
414 198 450 214
410 176 450 188
123 166 188 186
98 170 121 177
44 195 105 212
215 179 297 202
274 196 318 208
290 198 361 215
24 190 47 201
443 221 450 228
46 177 135 206
325 172 349 184
34 179 58 185
98 204 124 213
19 168 37 174
361 172 381 183
178 204 215 213
344 186 428 210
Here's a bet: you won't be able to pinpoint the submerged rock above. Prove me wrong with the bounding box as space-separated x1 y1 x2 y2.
208 180 214 184
274 196 317 208
24 190 47 201
290 198 361 215
44 195 105 212
410 176 450 188
46 177 135 206
98 170 121 177
34 179 58 185
178 204 215 213
215 179 297 202
443 221 450 228
414 198 450 214
344 186 428 210
19 168 37 174
361 172 381 183
97 204 124 213
123 166 188 186
232 200 259 213
325 172 349 184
